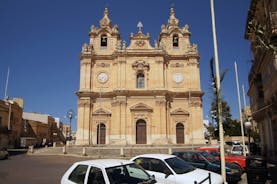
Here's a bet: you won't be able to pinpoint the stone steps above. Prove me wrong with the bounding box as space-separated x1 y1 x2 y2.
30 145 204 158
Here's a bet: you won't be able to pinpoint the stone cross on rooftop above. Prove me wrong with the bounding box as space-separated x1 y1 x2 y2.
137 21 143 32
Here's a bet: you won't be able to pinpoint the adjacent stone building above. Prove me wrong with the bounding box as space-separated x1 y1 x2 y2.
23 112 65 146
76 8 205 145
245 0 277 161
0 98 24 148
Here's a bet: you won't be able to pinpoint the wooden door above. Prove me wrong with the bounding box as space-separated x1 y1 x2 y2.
176 123 184 144
97 123 106 144
136 120 146 144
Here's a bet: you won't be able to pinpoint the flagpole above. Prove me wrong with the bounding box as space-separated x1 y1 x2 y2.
235 62 246 156
4 67 10 99
210 0 226 181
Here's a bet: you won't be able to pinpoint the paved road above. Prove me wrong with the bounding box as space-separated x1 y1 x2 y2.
0 153 251 184
0 154 85 184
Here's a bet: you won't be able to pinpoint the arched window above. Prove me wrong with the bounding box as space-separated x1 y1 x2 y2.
136 73 145 88
101 34 107 47
173 34 179 47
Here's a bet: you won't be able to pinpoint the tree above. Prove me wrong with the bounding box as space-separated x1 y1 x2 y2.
209 57 228 139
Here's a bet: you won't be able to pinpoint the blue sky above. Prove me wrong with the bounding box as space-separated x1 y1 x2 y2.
0 0 252 130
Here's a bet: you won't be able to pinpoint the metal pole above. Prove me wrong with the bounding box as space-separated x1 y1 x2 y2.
242 85 247 109
8 102 11 130
210 0 226 181
4 67 9 99
235 62 246 156
69 116 72 140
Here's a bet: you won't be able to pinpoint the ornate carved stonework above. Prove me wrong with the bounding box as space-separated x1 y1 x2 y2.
135 40 145 47
132 61 150 71
96 62 110 67
187 59 199 66
170 62 184 68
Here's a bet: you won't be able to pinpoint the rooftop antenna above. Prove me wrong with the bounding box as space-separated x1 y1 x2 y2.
4 67 10 100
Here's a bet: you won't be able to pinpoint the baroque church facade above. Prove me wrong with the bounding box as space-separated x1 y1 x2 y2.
76 8 205 145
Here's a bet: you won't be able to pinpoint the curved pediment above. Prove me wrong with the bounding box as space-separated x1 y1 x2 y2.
130 103 153 112
170 108 189 116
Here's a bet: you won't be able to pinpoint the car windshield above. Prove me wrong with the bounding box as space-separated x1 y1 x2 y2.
200 151 218 163
165 157 195 174
106 163 155 184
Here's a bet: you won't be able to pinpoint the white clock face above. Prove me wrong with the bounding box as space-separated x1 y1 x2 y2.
98 72 108 83
173 73 183 83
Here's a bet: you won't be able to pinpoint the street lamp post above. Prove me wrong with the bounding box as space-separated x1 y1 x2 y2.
244 121 252 153
66 109 75 141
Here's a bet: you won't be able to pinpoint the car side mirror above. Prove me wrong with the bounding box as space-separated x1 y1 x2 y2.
164 170 172 178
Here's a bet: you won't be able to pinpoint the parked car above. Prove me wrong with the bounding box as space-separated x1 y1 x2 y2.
197 146 246 171
0 149 9 160
61 159 157 184
230 145 249 155
172 151 242 183
131 154 225 184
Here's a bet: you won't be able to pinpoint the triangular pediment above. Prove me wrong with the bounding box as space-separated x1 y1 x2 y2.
93 108 111 115
170 108 189 116
130 103 153 112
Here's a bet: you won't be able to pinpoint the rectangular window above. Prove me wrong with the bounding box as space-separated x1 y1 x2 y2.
88 167 105 184
137 73 145 88
69 164 88 184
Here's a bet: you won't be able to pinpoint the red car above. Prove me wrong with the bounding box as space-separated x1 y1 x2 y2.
197 146 246 171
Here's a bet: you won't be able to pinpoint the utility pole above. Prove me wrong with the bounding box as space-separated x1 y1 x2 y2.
210 0 226 181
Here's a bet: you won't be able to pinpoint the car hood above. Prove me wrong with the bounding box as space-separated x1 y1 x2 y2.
175 168 224 184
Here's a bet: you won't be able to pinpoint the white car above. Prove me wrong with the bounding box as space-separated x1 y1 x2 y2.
61 159 157 184
230 145 249 155
131 154 225 184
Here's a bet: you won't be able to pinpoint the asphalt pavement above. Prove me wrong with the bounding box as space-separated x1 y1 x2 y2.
0 153 273 184
0 154 85 184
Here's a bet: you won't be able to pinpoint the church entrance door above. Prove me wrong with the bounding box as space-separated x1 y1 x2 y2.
97 123 106 144
136 119 147 144
176 123 184 144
